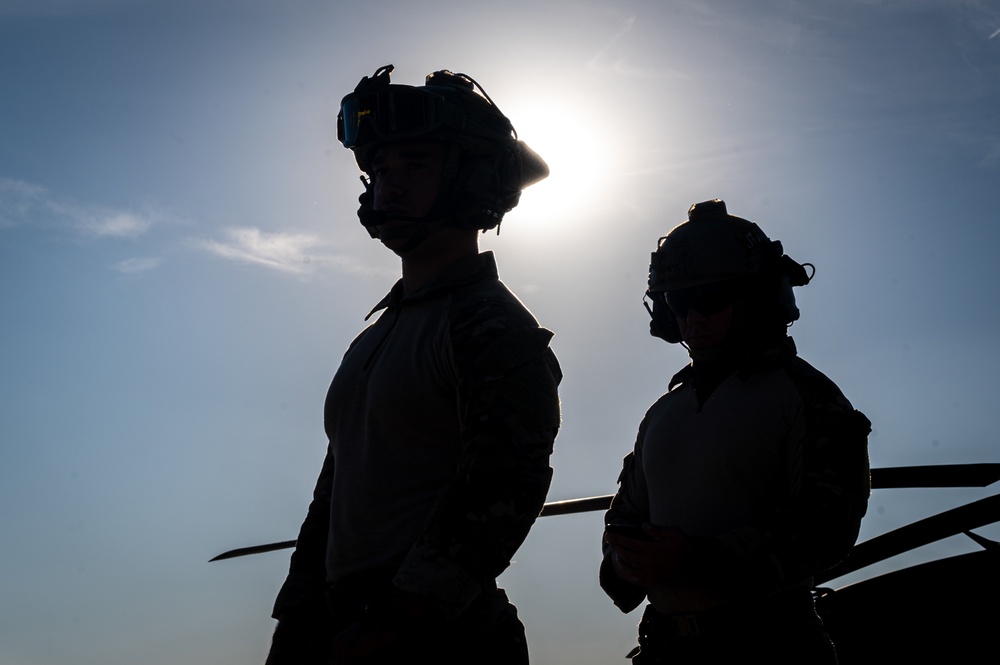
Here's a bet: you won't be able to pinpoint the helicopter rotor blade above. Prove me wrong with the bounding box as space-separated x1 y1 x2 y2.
870 463 1000 489
209 463 1000 562
814 492 1000 585
209 540 296 562
538 494 612 517
206 497 619 562
205 497 617 562
533 464 1000 517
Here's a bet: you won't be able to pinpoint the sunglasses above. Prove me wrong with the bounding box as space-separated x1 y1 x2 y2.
665 281 741 318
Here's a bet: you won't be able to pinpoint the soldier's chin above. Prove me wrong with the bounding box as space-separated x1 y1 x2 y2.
685 337 731 360
376 221 426 255
685 335 722 348
379 237 416 256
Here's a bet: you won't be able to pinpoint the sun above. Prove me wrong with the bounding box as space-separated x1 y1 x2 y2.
503 100 620 233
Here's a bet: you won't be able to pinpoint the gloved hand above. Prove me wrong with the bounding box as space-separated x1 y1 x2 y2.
265 611 334 665
605 523 693 588
331 589 444 665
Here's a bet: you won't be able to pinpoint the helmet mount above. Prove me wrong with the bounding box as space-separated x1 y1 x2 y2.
338 64 549 248
645 199 814 344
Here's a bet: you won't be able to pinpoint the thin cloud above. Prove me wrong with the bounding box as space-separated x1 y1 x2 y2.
582 8 695 81
193 227 323 276
0 177 45 200
82 211 153 238
114 257 163 274
586 13 637 70
0 176 157 238
585 13 688 80
0 177 46 227
47 202 156 238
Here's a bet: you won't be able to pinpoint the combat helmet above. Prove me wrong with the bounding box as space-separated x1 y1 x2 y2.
645 199 813 344
337 64 549 246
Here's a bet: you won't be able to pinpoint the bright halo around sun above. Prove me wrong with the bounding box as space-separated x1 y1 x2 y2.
503 100 619 236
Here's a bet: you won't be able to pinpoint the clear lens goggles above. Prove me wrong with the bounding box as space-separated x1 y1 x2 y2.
338 87 461 149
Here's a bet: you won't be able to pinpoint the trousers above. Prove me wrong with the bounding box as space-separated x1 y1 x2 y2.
630 589 838 665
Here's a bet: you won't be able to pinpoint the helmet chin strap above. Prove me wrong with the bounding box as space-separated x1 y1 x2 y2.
685 339 737 363
356 167 465 254
374 216 445 254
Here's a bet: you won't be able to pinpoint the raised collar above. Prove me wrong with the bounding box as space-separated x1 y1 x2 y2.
365 251 500 320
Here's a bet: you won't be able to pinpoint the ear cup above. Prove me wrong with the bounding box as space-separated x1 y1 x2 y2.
645 291 683 344
356 178 382 239
449 145 523 231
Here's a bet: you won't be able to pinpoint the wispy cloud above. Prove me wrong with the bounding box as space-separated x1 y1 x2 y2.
586 13 688 80
0 177 45 199
586 14 637 69
0 177 46 228
0 176 157 238
2 177 389 280
192 227 324 276
114 257 163 274
582 9 692 80
81 211 153 238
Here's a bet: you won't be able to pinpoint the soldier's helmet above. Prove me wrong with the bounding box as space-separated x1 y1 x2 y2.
337 64 549 237
645 199 812 343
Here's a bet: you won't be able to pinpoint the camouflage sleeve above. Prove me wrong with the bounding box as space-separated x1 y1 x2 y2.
599 414 653 613
706 363 872 591
265 447 336 665
270 447 334 621
272 327 378 622
393 292 562 617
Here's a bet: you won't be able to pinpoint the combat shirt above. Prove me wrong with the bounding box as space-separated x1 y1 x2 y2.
275 251 561 620
602 337 870 614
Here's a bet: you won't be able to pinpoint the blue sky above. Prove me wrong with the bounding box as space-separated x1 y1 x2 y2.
2 1 999 663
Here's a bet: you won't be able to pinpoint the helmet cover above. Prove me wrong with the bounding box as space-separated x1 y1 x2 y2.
338 65 548 235
645 199 812 343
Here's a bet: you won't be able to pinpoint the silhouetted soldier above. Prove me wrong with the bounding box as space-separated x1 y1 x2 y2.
265 65 560 665
601 200 871 663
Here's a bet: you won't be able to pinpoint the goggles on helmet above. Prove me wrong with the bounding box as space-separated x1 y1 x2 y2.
337 86 467 149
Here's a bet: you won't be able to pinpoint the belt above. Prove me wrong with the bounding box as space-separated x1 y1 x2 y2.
639 588 819 639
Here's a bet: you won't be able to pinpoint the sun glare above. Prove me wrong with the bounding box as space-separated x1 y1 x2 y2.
507 101 618 233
